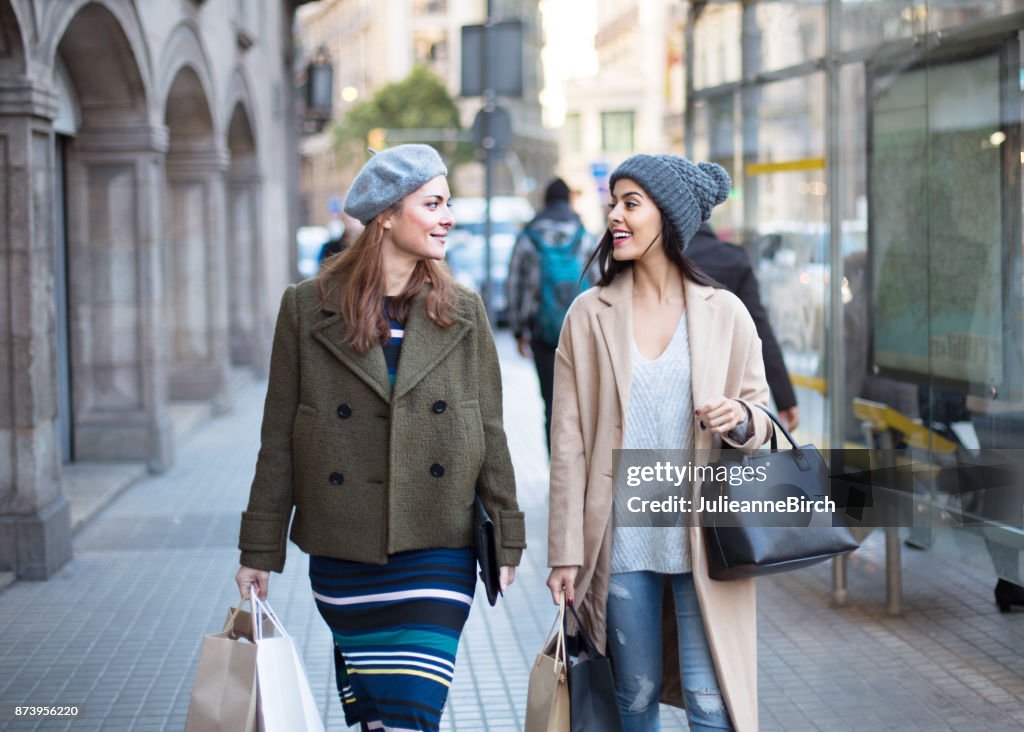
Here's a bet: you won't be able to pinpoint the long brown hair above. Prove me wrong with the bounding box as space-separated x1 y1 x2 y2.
317 204 459 354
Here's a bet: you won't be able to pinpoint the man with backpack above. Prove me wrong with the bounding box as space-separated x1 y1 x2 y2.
507 178 593 454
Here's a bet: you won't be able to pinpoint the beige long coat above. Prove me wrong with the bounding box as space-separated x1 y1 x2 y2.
548 269 772 732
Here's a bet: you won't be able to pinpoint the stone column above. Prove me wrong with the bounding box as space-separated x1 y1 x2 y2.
65 125 174 474
164 146 232 411
0 79 71 579
227 160 267 375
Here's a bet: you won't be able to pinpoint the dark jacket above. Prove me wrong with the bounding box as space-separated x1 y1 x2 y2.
505 200 593 342
238 279 526 572
687 224 797 411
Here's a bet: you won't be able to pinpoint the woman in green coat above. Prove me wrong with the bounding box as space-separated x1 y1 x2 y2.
235 144 525 732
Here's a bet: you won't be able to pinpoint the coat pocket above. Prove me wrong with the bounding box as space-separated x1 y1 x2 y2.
458 400 486 474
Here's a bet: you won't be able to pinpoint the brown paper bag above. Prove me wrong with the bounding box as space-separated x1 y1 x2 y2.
185 603 259 732
525 598 570 732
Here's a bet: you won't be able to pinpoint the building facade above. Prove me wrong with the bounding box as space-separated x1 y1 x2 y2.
295 0 556 228
556 0 677 233
0 0 308 579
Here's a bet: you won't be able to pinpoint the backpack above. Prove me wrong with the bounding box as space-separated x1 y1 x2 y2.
525 224 590 346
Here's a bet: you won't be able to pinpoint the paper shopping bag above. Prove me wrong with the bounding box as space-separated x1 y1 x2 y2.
525 597 570 732
185 602 258 732
251 595 325 732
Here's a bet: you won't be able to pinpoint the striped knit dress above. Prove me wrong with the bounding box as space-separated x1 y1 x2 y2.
309 298 476 732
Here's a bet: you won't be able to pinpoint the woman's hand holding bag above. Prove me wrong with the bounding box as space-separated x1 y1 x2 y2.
525 595 571 732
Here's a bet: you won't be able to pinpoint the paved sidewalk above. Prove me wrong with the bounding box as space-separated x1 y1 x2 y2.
0 331 1022 731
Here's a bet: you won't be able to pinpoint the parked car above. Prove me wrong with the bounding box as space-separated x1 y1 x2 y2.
444 196 535 324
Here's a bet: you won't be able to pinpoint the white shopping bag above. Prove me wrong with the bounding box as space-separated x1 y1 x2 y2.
251 594 326 732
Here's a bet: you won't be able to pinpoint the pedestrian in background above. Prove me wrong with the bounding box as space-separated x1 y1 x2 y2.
235 144 526 732
546 154 772 732
687 222 800 430
506 177 592 454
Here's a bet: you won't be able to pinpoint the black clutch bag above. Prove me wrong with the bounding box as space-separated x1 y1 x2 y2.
702 405 859 580
474 495 502 605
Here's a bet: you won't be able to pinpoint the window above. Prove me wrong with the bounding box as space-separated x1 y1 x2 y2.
563 113 582 155
412 0 447 14
601 111 634 153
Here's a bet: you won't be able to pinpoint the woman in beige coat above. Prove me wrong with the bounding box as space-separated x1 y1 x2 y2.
546 154 772 732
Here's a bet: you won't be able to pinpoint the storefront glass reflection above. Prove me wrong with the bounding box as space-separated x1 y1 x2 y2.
687 1 1024 587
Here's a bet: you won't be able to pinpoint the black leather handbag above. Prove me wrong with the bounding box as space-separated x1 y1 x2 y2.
565 602 624 732
474 495 501 605
703 406 859 580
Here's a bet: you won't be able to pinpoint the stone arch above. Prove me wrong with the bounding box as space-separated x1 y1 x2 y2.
225 93 266 370
227 102 257 161
42 0 155 126
166 65 216 144
224 67 259 149
0 0 27 76
49 0 173 474
159 21 220 140
162 48 231 408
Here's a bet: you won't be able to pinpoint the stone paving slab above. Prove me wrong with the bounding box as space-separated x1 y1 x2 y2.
0 332 1022 731
63 464 149 532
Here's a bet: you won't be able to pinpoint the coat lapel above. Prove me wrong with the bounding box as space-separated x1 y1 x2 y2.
392 293 472 400
595 271 634 429
311 313 393 402
685 280 720 450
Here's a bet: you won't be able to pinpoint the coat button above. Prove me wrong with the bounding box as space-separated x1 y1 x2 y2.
329 472 344 485
432 400 447 414
337 404 352 419
430 463 445 478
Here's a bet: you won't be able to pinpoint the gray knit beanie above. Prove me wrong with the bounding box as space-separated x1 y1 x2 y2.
343 144 448 225
608 155 731 249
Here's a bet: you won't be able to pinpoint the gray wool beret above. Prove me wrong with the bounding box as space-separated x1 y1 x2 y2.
343 144 448 225
609 154 731 249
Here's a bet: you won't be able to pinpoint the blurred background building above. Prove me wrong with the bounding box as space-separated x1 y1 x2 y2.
555 0 679 233
294 0 558 234
0 0 311 580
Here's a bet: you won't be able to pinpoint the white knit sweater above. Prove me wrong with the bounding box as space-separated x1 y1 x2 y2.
611 316 695 574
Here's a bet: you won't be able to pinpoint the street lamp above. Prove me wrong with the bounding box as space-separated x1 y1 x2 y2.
304 45 334 133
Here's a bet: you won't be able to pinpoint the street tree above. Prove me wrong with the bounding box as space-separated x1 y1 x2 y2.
332 66 472 167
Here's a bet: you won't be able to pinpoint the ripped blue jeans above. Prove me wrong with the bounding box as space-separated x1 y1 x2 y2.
605 571 734 731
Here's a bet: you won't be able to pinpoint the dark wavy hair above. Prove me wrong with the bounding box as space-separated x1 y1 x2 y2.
583 216 720 289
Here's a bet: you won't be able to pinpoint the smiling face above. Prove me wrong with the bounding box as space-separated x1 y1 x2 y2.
380 176 454 263
607 178 664 263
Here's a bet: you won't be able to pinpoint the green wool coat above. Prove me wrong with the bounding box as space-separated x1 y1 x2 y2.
238 279 526 572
